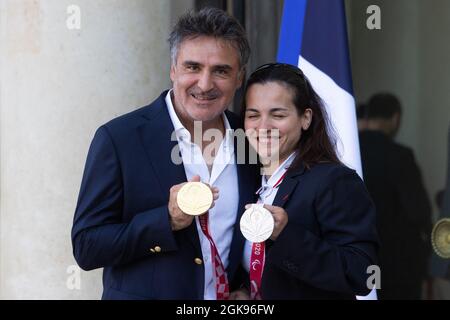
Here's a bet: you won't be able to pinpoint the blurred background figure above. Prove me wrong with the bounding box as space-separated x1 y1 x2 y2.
436 189 445 210
356 103 369 132
359 93 433 300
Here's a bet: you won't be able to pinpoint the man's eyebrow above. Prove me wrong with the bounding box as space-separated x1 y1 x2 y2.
213 64 232 70
182 61 201 66
245 108 260 113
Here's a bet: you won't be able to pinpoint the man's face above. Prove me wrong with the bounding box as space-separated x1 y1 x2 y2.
389 112 401 138
170 36 244 123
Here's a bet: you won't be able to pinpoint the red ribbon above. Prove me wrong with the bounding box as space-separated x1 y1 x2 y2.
199 212 230 300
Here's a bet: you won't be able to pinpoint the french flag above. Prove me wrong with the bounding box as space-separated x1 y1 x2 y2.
277 0 362 177
277 0 376 300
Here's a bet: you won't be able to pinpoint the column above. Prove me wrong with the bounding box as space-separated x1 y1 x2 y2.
0 0 174 299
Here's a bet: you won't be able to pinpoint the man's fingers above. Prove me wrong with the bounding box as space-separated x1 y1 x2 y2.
211 187 219 193
170 182 187 194
190 175 201 182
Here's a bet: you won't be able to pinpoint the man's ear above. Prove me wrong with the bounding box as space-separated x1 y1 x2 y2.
170 64 176 83
388 112 401 137
393 112 401 127
237 67 245 89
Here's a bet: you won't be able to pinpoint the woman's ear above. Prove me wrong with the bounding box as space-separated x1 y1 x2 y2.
301 108 313 130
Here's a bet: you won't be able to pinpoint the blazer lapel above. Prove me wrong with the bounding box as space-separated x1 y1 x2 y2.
272 176 298 208
137 93 201 255
137 95 186 194
272 164 306 208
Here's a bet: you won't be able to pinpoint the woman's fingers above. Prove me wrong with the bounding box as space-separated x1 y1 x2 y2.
263 204 283 215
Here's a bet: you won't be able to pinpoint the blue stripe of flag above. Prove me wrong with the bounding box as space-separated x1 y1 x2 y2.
301 0 354 94
277 0 354 95
277 0 307 66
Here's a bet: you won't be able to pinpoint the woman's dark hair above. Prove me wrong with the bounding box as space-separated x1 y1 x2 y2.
240 63 341 170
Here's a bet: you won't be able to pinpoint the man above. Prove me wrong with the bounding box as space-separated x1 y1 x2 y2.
71 8 258 300
356 103 368 132
359 93 432 300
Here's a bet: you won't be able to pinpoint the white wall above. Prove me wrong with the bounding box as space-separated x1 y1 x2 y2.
0 0 173 299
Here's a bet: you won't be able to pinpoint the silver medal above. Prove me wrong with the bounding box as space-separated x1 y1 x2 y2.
240 204 274 243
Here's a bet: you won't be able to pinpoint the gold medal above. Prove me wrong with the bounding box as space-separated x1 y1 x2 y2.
431 218 450 259
176 182 213 216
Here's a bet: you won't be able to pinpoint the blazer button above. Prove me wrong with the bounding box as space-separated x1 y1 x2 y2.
154 246 161 253
194 258 203 265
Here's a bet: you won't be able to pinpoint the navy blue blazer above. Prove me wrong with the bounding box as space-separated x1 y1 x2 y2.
71 91 259 300
260 162 379 300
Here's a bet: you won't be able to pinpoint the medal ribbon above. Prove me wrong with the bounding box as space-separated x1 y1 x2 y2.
199 212 230 300
250 170 288 299
249 241 265 300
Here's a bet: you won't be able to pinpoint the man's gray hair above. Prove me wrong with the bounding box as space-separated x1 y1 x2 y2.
169 7 251 68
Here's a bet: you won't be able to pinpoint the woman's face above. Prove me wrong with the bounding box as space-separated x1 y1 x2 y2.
244 81 312 163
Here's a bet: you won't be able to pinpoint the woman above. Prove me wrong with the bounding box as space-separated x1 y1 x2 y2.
237 63 379 300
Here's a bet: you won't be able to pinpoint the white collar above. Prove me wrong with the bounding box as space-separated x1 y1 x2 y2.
258 152 297 195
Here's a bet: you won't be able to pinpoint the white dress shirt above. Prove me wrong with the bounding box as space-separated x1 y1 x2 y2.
166 91 239 300
242 152 297 273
